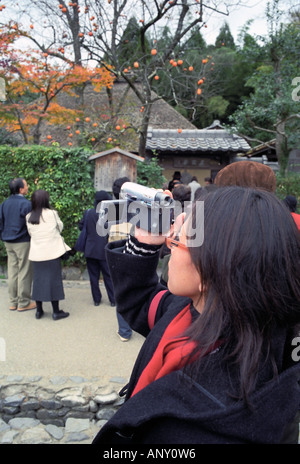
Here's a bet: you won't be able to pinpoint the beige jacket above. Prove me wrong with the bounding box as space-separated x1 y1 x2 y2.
108 222 131 242
26 208 71 262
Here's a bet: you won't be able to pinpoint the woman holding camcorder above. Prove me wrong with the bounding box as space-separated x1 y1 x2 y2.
93 185 300 444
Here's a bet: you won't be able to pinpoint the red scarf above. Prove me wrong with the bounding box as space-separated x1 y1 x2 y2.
131 304 196 397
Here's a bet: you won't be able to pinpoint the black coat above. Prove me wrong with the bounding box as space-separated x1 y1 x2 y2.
93 240 300 444
0 194 31 242
79 208 108 260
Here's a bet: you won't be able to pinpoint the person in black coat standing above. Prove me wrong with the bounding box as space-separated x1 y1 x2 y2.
79 191 115 307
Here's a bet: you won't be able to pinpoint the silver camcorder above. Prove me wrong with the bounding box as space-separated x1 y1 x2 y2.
97 182 175 236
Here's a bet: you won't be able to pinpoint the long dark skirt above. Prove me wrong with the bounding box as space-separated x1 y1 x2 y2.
31 258 65 302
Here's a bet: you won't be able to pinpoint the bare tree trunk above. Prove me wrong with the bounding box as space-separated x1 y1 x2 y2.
271 43 287 171
138 82 152 156
33 119 42 145
138 106 151 156
276 120 288 172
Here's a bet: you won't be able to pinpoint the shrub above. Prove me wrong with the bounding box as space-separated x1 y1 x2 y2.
276 172 300 212
0 145 95 263
137 155 167 188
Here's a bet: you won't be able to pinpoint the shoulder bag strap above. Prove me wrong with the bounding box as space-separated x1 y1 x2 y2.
148 289 168 330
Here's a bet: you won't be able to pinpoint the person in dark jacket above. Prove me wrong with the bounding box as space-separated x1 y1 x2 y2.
168 171 182 192
0 178 36 311
108 177 133 342
93 186 300 444
78 191 115 307
283 194 300 231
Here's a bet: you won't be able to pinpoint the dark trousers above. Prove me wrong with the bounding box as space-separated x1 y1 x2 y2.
86 257 115 305
116 311 132 339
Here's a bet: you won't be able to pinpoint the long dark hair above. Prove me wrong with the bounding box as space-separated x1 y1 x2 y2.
185 187 300 402
27 190 51 224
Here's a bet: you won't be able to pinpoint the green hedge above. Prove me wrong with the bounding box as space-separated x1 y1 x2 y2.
276 172 300 211
0 145 95 264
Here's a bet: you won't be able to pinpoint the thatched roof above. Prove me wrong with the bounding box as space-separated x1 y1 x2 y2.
41 80 196 152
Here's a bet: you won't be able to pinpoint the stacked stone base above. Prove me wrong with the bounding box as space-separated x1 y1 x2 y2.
0 375 126 443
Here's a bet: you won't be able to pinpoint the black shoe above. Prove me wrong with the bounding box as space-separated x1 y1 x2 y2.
35 310 44 319
110 302 116 307
94 301 101 306
52 310 69 321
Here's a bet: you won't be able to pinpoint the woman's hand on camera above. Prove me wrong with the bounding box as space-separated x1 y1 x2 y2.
134 226 166 246
134 212 186 245
134 188 175 246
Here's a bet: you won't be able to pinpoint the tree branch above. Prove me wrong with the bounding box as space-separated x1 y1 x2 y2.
246 115 276 134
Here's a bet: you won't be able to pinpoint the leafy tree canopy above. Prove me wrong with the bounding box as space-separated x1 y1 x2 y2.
215 22 236 49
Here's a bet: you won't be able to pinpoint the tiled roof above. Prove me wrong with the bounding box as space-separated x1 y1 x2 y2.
146 127 251 152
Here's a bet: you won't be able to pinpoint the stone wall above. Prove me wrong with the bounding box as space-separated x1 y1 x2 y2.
0 375 125 428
